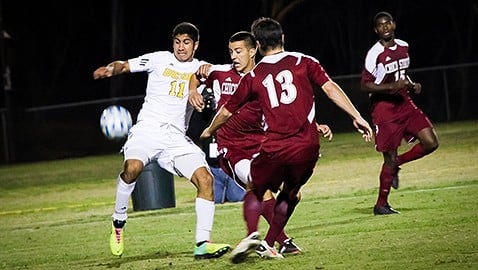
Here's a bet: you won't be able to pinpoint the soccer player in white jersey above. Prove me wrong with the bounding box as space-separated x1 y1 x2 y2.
92 22 230 259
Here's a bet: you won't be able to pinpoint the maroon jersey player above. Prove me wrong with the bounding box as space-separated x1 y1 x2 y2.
201 17 372 262
361 11 439 215
189 31 306 256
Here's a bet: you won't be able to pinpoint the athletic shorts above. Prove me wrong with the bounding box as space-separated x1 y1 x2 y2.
122 120 208 180
249 130 319 200
372 100 433 152
250 148 317 200
218 147 256 189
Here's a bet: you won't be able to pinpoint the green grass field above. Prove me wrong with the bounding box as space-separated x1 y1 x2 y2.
0 120 477 270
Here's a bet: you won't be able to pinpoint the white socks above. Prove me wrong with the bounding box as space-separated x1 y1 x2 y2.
111 177 216 245
195 197 215 243
112 175 136 221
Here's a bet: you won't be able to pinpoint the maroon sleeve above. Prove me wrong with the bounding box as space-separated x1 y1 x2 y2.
224 74 253 113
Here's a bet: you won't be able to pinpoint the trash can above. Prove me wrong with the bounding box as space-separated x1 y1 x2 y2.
131 162 176 211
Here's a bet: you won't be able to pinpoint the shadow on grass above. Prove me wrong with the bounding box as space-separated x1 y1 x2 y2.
89 250 192 268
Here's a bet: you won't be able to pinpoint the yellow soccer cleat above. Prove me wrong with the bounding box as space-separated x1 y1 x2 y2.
109 220 125 256
194 241 231 259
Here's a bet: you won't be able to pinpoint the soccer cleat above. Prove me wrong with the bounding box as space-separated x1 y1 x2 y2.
255 240 284 259
373 204 400 215
230 231 261 264
110 219 126 256
194 241 231 259
278 238 302 255
392 167 401 189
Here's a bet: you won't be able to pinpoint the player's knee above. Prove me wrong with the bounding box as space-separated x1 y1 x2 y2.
193 167 214 193
122 160 144 183
422 137 439 154
200 171 214 187
426 140 439 153
234 159 251 184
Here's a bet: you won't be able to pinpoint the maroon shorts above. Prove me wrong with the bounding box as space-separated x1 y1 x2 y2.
250 151 317 200
250 135 319 199
372 100 433 152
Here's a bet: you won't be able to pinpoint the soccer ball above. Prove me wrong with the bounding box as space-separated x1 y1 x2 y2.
100 105 133 140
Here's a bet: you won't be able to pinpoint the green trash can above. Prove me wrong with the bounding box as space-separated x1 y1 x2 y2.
131 162 176 211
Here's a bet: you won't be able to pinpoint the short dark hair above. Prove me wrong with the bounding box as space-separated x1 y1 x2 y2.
251 17 283 53
229 31 256 49
172 22 199 42
373 11 393 25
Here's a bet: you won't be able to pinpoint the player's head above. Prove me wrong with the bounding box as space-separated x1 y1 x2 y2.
373 11 395 42
228 31 257 74
251 17 284 56
172 22 200 62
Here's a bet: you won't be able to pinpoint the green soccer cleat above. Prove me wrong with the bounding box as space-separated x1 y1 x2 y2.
110 220 125 256
194 241 231 259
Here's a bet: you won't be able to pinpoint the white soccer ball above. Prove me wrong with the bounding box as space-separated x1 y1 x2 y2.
100 105 133 140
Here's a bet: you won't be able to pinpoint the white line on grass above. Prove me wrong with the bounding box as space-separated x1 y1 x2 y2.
303 183 477 203
1 183 475 216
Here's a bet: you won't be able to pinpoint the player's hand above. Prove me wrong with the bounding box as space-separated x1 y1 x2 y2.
389 79 409 94
411 82 422 94
317 124 333 141
93 61 126 79
196 63 212 80
93 66 113 79
353 117 373 142
188 90 204 112
200 128 213 140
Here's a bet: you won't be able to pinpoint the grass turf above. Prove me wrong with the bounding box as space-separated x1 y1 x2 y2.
0 120 476 269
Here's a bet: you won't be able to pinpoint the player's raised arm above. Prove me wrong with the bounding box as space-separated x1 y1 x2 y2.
93 60 130 79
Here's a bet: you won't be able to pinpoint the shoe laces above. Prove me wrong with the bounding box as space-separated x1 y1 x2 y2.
262 241 278 255
114 228 122 243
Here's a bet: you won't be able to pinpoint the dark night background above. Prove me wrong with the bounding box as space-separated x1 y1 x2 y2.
1 0 477 164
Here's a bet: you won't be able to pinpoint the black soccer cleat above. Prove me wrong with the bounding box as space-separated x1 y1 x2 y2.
373 204 400 215
278 238 302 255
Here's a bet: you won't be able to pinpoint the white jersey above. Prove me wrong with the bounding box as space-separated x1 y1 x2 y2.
128 51 207 132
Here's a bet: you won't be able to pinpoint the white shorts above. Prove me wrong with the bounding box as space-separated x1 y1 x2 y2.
234 159 251 185
122 120 209 180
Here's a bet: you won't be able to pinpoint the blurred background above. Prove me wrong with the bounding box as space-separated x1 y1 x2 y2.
1 0 477 164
